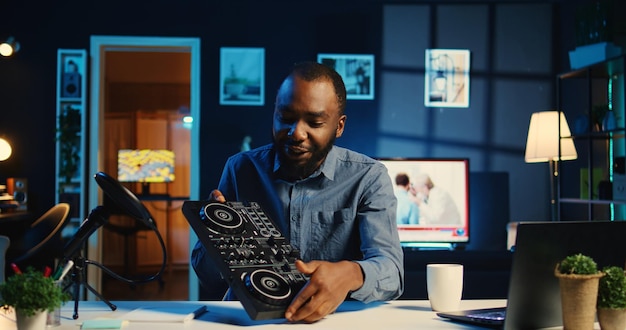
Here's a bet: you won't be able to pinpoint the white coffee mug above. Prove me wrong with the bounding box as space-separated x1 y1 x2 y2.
426 263 463 312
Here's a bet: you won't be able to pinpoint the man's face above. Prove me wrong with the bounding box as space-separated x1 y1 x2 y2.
414 183 429 197
272 75 346 180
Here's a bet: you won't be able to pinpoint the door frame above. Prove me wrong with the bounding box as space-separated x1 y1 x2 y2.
89 35 201 300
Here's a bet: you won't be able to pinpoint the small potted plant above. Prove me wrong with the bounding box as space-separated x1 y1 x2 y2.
597 266 626 330
223 64 247 99
57 104 81 185
0 267 70 329
555 253 604 330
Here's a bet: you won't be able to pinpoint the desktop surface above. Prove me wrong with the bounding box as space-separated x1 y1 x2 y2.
0 210 30 221
0 299 579 329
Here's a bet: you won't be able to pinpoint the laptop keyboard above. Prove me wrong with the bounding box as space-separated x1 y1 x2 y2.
467 310 506 321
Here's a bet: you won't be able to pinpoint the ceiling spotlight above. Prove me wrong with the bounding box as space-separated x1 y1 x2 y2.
0 37 20 57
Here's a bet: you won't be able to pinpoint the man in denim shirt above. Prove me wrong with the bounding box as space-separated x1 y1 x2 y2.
192 61 404 323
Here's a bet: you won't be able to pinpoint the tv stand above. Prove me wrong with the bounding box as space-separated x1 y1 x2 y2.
138 193 171 201
140 182 151 196
138 182 172 200
401 242 454 251
401 249 512 299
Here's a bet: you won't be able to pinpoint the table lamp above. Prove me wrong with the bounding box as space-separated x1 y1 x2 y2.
525 111 577 220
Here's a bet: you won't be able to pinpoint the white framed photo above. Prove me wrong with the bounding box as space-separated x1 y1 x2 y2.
220 47 265 106
317 53 374 100
424 49 470 108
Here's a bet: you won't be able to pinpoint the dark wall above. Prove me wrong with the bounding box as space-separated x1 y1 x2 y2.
0 0 385 218
0 0 605 233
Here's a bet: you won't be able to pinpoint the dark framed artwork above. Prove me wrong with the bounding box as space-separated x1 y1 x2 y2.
220 47 265 106
317 53 374 100
424 49 470 108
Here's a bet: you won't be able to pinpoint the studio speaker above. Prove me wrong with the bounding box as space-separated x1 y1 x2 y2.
62 72 81 98
7 177 27 211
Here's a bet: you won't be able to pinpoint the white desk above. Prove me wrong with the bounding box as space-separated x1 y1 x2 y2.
0 299 578 329
1 299 500 329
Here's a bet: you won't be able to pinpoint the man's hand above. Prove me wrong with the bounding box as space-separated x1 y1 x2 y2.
209 189 226 203
285 260 364 323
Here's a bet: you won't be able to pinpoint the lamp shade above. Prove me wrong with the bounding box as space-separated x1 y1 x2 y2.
525 111 577 163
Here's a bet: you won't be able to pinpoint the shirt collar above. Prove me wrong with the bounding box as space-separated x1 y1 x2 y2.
320 146 337 181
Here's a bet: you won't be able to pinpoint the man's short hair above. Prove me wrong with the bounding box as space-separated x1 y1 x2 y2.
290 61 347 115
395 173 410 186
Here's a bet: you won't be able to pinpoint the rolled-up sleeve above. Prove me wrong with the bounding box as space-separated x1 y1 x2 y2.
349 163 404 302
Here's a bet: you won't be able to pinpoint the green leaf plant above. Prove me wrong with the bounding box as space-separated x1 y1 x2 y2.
598 266 626 309
558 253 599 275
0 267 70 317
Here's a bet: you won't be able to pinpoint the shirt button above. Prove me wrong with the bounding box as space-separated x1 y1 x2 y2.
291 215 298 221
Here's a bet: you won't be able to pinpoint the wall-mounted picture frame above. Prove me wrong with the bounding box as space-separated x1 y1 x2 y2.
317 53 374 100
424 49 470 108
61 55 84 98
220 47 265 106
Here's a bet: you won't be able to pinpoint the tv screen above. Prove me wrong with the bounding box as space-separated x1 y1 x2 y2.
378 158 469 249
117 149 175 183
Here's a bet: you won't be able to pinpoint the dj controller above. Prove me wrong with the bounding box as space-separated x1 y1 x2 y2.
182 201 308 320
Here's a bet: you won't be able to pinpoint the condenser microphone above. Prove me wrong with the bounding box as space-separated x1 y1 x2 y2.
62 205 110 260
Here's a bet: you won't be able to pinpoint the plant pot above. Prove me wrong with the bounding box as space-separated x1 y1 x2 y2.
225 82 245 99
598 308 626 330
555 270 603 330
15 309 47 330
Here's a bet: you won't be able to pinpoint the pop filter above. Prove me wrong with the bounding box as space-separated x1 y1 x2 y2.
64 172 166 319
94 171 155 230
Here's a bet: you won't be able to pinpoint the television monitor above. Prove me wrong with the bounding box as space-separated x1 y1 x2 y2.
117 149 175 195
378 158 470 249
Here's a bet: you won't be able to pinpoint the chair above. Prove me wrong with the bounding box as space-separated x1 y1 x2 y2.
6 203 71 275
0 235 9 283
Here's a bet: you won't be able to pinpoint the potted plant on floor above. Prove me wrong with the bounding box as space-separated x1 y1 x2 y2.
555 253 604 330
597 265 626 330
0 267 69 330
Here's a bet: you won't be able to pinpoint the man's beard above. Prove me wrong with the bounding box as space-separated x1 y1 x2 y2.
275 136 335 181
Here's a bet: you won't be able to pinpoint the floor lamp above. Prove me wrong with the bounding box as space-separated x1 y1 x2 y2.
525 111 578 221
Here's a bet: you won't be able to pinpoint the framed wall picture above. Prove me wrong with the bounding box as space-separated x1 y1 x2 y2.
61 55 84 98
317 53 374 100
220 47 265 106
424 49 470 108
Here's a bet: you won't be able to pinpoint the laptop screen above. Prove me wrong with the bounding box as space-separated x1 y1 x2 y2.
437 221 626 329
505 221 626 329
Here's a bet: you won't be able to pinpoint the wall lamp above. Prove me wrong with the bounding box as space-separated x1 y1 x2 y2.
0 37 20 57
0 137 12 161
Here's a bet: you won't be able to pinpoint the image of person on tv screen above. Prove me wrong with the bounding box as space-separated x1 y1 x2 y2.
393 173 420 225
412 173 462 225
191 61 404 323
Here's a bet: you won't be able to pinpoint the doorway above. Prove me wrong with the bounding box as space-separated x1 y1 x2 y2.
89 36 201 300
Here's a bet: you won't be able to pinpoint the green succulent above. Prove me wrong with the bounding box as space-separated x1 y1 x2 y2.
558 253 599 275
0 267 70 317
598 266 626 309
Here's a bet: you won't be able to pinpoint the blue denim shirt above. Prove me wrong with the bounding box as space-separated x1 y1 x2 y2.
192 144 404 303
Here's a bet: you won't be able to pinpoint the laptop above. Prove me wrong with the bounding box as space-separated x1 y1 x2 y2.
437 221 626 329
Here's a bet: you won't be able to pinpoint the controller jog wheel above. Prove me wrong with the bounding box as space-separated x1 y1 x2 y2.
243 269 292 305
201 202 245 234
